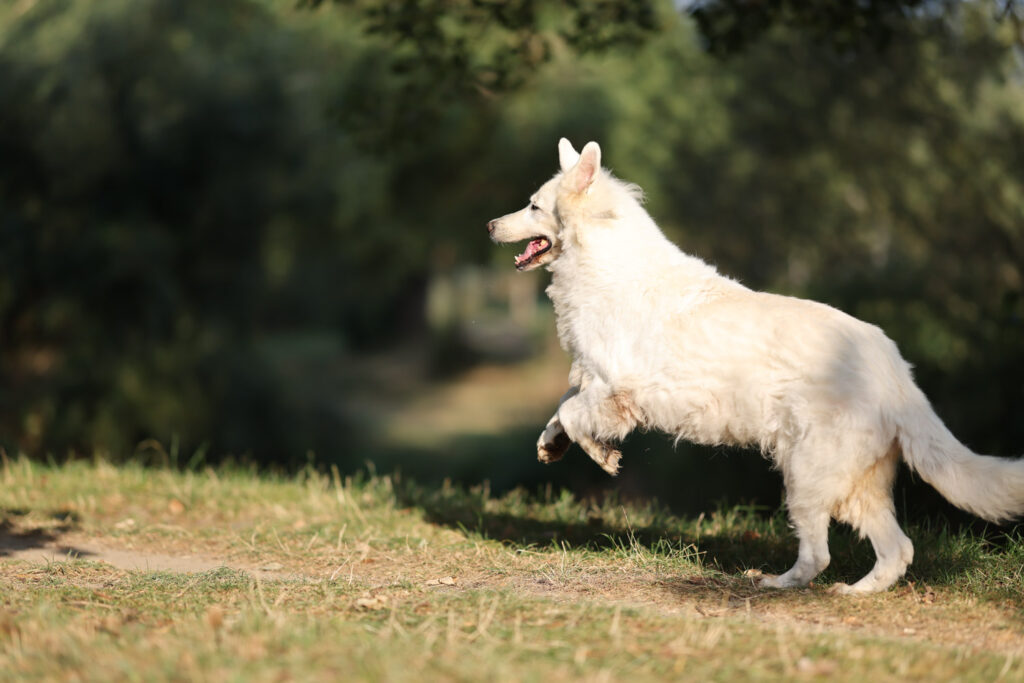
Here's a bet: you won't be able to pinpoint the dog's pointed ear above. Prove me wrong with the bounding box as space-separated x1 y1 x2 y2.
558 138 580 172
568 141 601 194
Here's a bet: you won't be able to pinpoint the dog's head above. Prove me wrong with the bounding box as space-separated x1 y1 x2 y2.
487 138 602 271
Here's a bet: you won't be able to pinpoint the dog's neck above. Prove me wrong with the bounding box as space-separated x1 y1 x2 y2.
543 203 744 373
548 212 723 287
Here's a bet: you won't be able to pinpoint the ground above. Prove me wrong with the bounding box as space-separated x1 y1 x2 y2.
1 458 1022 681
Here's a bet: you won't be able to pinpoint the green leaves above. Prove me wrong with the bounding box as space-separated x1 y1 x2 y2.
1 0 1023 475
689 0 944 56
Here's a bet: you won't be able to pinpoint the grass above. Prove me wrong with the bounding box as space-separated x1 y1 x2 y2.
1 457 1023 681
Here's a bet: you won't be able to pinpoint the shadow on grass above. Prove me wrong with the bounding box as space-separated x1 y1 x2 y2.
0 508 90 559
396 480 1024 605
395 481 795 575
375 428 1023 596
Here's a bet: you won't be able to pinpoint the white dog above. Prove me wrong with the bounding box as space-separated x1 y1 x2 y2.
487 138 1024 594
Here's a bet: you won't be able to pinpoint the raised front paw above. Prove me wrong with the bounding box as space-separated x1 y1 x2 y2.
596 446 622 476
537 429 571 464
577 437 621 476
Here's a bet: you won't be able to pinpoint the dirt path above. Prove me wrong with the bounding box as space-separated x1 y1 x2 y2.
3 535 227 573
0 529 288 578
6 526 1022 659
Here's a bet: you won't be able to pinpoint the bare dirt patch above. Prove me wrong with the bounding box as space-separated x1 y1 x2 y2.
2 532 225 573
7 518 1020 659
1 524 282 578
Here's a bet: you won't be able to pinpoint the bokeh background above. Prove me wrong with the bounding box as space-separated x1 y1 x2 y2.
2 0 1023 521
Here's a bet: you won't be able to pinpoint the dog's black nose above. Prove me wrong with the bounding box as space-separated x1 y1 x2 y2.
487 220 496 234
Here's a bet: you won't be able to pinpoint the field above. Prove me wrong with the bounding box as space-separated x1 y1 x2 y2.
1 457 1023 681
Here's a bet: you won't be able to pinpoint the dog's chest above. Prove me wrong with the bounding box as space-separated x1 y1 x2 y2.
545 273 650 374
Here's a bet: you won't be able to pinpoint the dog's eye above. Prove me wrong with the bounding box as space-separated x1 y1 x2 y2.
530 203 541 212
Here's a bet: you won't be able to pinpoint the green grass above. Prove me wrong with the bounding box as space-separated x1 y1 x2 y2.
1 458 1023 681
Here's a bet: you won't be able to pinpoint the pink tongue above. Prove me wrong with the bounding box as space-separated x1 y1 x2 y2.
517 239 546 263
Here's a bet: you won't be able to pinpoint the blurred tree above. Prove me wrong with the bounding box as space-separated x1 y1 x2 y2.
298 0 664 284
0 0 377 457
612 3 1024 456
299 0 660 99
687 0 1024 55
1 0 1022 509
0 0 662 459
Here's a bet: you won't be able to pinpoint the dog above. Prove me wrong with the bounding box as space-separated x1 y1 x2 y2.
487 138 1024 594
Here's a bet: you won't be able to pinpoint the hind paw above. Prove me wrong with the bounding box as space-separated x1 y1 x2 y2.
759 573 797 589
759 570 814 590
829 581 881 596
828 576 897 595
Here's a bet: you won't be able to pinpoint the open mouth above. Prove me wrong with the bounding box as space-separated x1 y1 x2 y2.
514 237 551 270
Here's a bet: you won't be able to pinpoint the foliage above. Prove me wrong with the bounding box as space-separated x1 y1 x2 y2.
687 0 1024 55
0 0 662 460
0 1 345 456
0 0 1022 504
612 4 1024 454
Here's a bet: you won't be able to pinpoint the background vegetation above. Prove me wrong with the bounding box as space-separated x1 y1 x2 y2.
2 0 1023 520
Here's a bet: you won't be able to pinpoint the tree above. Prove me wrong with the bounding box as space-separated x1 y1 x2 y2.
687 0 1024 55
0 0 371 456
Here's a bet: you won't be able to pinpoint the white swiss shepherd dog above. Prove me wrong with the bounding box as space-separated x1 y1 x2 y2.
487 138 1024 594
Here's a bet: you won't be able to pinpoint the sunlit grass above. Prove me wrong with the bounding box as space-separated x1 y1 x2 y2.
1 457 1022 681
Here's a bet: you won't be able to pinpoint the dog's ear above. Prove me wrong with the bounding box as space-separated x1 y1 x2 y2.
567 141 601 194
558 138 580 172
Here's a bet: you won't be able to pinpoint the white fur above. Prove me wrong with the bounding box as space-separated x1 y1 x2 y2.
490 138 1024 594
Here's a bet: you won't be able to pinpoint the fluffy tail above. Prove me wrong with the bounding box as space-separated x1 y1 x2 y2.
898 396 1024 523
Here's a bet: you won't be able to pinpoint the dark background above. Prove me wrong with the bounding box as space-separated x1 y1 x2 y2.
2 0 1023 523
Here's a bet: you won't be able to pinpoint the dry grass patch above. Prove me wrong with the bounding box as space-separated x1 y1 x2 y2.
2 457 1023 680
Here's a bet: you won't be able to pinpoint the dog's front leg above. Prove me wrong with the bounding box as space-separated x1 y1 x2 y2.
553 384 638 477
537 386 577 465
537 362 590 465
573 434 623 476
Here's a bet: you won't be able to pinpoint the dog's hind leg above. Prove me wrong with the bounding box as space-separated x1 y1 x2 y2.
826 445 913 594
831 508 913 594
760 503 831 589
761 437 835 589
